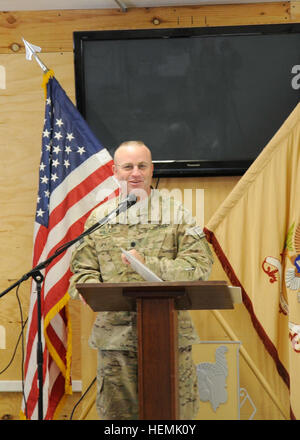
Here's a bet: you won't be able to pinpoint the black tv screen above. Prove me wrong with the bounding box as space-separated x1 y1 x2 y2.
73 24 300 177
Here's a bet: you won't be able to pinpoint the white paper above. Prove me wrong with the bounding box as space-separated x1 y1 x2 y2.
120 248 162 282
228 286 242 304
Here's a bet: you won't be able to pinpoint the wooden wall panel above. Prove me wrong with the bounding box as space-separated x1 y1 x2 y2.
0 3 294 419
0 2 296 54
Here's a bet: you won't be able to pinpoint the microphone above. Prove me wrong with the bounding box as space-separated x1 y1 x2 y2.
115 192 138 215
69 193 138 245
81 192 138 239
101 192 137 224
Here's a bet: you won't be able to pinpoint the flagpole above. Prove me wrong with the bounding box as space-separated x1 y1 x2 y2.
31 271 44 420
16 54 62 418
7 39 49 419
22 38 49 73
21 38 48 420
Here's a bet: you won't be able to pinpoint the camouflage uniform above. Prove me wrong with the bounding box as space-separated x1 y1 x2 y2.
69 190 213 420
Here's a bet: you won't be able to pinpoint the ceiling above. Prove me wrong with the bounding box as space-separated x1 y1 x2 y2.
0 0 282 12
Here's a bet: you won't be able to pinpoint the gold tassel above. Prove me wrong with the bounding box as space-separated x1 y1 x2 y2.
42 69 54 99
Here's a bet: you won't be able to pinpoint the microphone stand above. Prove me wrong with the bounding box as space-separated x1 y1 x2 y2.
0 194 137 420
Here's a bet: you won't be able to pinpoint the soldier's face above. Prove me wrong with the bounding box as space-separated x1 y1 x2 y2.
113 145 154 198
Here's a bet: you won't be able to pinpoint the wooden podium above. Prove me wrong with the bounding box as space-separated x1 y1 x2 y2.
77 280 241 420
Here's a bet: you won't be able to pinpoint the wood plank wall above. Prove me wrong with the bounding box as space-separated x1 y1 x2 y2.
0 2 296 420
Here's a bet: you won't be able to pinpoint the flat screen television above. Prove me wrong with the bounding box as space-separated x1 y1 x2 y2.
73 24 300 177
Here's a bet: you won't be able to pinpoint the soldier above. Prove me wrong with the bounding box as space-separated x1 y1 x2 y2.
68 140 213 420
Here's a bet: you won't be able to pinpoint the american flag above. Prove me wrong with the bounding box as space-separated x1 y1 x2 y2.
22 73 118 419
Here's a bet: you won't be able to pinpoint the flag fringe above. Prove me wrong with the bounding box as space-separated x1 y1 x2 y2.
19 410 26 420
19 291 72 420
44 291 72 395
20 395 68 420
53 392 68 420
19 292 72 420
42 69 55 99
203 226 290 390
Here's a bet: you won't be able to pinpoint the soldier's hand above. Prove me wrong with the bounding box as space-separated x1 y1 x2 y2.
121 249 145 265
79 294 87 305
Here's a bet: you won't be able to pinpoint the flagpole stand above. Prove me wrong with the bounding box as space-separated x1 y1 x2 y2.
31 270 44 421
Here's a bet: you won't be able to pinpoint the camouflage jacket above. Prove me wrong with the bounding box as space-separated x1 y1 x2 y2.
68 190 214 350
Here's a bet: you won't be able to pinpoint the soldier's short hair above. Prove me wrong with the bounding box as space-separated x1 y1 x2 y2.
113 141 152 162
